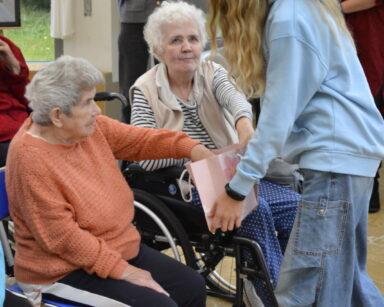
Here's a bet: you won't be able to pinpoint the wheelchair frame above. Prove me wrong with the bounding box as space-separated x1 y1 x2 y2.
125 164 279 307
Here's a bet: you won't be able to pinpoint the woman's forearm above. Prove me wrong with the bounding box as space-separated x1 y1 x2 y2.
341 0 376 14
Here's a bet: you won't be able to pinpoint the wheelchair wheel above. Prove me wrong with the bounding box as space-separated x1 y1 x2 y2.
133 189 198 268
194 236 237 300
133 189 238 302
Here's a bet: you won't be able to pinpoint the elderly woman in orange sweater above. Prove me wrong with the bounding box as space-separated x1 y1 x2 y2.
6 55 211 307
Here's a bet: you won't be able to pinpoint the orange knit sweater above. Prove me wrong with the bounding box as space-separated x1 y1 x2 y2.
6 115 200 284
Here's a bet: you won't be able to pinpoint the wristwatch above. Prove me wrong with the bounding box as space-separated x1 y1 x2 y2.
225 183 246 201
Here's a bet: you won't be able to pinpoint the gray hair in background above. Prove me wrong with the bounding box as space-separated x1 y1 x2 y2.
26 55 104 126
144 1 207 59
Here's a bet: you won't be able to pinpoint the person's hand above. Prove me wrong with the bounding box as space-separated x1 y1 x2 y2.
0 38 20 75
235 117 254 147
190 143 214 162
120 265 170 296
208 192 243 233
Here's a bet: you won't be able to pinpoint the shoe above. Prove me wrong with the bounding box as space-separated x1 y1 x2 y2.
369 172 381 213
243 279 264 307
369 200 380 213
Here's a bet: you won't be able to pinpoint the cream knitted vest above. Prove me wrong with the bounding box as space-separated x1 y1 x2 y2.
129 61 238 148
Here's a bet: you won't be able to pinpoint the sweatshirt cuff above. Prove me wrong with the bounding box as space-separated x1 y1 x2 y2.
177 135 201 158
230 171 259 197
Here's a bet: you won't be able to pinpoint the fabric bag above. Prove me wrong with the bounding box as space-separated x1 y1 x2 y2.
186 145 258 230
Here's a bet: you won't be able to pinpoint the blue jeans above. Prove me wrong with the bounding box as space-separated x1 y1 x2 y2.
275 170 384 307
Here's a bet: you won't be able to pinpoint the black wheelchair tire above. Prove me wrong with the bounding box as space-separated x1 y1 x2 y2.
132 189 198 270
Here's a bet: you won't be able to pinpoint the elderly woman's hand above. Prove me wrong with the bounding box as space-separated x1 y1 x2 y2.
120 265 170 296
0 38 20 75
236 117 254 147
190 144 214 162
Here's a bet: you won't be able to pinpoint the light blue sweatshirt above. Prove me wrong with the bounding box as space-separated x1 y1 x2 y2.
230 0 384 196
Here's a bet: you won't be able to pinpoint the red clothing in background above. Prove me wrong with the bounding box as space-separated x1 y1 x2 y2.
0 35 30 142
344 4 384 98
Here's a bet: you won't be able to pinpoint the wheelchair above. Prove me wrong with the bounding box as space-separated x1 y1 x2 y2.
124 164 278 306
93 92 279 306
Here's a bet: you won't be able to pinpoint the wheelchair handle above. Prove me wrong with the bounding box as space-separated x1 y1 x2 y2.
94 91 128 108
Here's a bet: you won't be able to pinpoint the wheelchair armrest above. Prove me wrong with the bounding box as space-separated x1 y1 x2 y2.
125 163 184 179
154 166 185 178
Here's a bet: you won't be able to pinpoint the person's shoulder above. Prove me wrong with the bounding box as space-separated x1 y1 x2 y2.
133 64 159 87
200 60 225 75
95 115 120 129
267 0 325 50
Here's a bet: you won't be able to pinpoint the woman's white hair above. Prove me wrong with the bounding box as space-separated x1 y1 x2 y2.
144 1 207 59
26 55 104 126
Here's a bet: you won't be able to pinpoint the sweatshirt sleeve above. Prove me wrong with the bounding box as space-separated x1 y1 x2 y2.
96 115 200 162
229 35 328 196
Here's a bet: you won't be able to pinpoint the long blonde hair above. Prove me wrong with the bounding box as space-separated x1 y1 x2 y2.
208 0 353 99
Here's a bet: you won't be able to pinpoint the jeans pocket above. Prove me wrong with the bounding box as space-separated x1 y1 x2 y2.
293 198 349 255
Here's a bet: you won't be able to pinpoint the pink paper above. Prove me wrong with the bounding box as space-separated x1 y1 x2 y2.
186 145 258 229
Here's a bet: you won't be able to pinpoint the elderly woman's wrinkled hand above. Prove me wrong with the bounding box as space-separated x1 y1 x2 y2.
190 144 214 162
236 117 254 147
0 38 20 75
120 265 170 296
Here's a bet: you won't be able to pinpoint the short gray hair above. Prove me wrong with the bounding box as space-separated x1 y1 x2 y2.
144 1 207 58
26 55 104 126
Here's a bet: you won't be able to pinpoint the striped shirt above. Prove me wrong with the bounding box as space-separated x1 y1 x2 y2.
131 66 252 171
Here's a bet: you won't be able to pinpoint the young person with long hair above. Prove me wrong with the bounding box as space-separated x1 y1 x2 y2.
208 0 384 305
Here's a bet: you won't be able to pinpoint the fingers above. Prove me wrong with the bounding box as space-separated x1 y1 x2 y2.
147 279 170 297
121 267 170 297
235 215 242 229
208 203 217 233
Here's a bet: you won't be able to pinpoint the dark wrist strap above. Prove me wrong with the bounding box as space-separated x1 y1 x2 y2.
225 183 246 201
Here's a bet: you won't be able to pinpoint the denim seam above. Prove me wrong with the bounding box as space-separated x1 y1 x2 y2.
316 254 326 301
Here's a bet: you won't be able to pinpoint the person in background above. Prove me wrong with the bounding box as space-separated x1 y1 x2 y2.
6 55 211 307
208 0 384 306
130 2 300 305
0 35 30 167
341 0 384 213
117 0 208 123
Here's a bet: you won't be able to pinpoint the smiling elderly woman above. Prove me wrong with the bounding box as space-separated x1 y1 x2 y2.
5 55 211 307
129 1 300 305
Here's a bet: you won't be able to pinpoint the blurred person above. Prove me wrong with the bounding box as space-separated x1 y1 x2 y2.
6 55 211 307
0 35 30 167
341 0 384 213
208 0 384 306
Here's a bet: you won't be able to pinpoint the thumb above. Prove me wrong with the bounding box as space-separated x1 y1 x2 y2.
207 202 217 218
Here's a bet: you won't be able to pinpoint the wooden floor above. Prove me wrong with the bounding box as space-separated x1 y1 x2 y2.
207 167 384 306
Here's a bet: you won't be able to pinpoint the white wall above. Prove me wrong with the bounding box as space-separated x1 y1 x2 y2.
61 0 119 75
